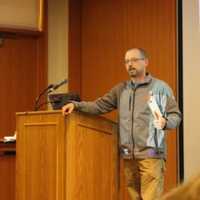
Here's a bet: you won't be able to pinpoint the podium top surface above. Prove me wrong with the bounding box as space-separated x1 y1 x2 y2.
16 110 117 125
16 109 62 116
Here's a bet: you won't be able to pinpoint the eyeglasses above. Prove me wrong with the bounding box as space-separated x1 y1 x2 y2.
125 58 144 65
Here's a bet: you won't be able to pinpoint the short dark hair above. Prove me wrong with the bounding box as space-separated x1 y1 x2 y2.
126 48 149 59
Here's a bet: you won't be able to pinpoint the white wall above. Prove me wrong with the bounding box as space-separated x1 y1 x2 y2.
48 0 68 93
183 0 200 180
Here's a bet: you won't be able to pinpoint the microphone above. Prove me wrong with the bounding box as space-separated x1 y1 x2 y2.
49 79 68 92
34 79 68 111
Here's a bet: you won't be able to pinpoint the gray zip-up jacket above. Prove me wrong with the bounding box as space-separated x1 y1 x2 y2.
73 74 181 159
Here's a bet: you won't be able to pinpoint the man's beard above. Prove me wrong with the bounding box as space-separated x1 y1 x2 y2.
128 67 144 78
128 67 137 77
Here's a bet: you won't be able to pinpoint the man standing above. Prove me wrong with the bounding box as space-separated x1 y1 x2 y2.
62 48 181 200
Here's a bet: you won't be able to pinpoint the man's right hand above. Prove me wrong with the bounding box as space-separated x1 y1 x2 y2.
62 103 75 116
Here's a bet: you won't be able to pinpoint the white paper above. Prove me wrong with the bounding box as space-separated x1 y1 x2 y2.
147 94 162 119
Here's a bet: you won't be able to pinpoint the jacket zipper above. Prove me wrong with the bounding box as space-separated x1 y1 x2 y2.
129 95 132 111
131 87 136 154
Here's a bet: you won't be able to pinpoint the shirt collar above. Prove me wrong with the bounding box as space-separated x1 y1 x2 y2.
127 73 152 88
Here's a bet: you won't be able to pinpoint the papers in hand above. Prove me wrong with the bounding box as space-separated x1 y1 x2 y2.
147 93 162 119
3 133 16 142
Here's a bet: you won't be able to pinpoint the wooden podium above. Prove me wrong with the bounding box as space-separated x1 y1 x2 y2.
16 111 118 200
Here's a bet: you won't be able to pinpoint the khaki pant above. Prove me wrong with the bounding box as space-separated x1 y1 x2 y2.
124 158 165 200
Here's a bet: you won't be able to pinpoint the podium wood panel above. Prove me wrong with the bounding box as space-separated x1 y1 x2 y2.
16 111 118 200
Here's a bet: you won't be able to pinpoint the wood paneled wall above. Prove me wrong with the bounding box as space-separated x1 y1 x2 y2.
0 21 47 139
0 35 46 139
0 2 48 200
69 0 178 198
0 34 47 200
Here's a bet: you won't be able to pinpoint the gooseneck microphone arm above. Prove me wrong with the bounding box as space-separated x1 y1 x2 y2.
34 84 54 111
34 79 68 111
50 79 68 91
